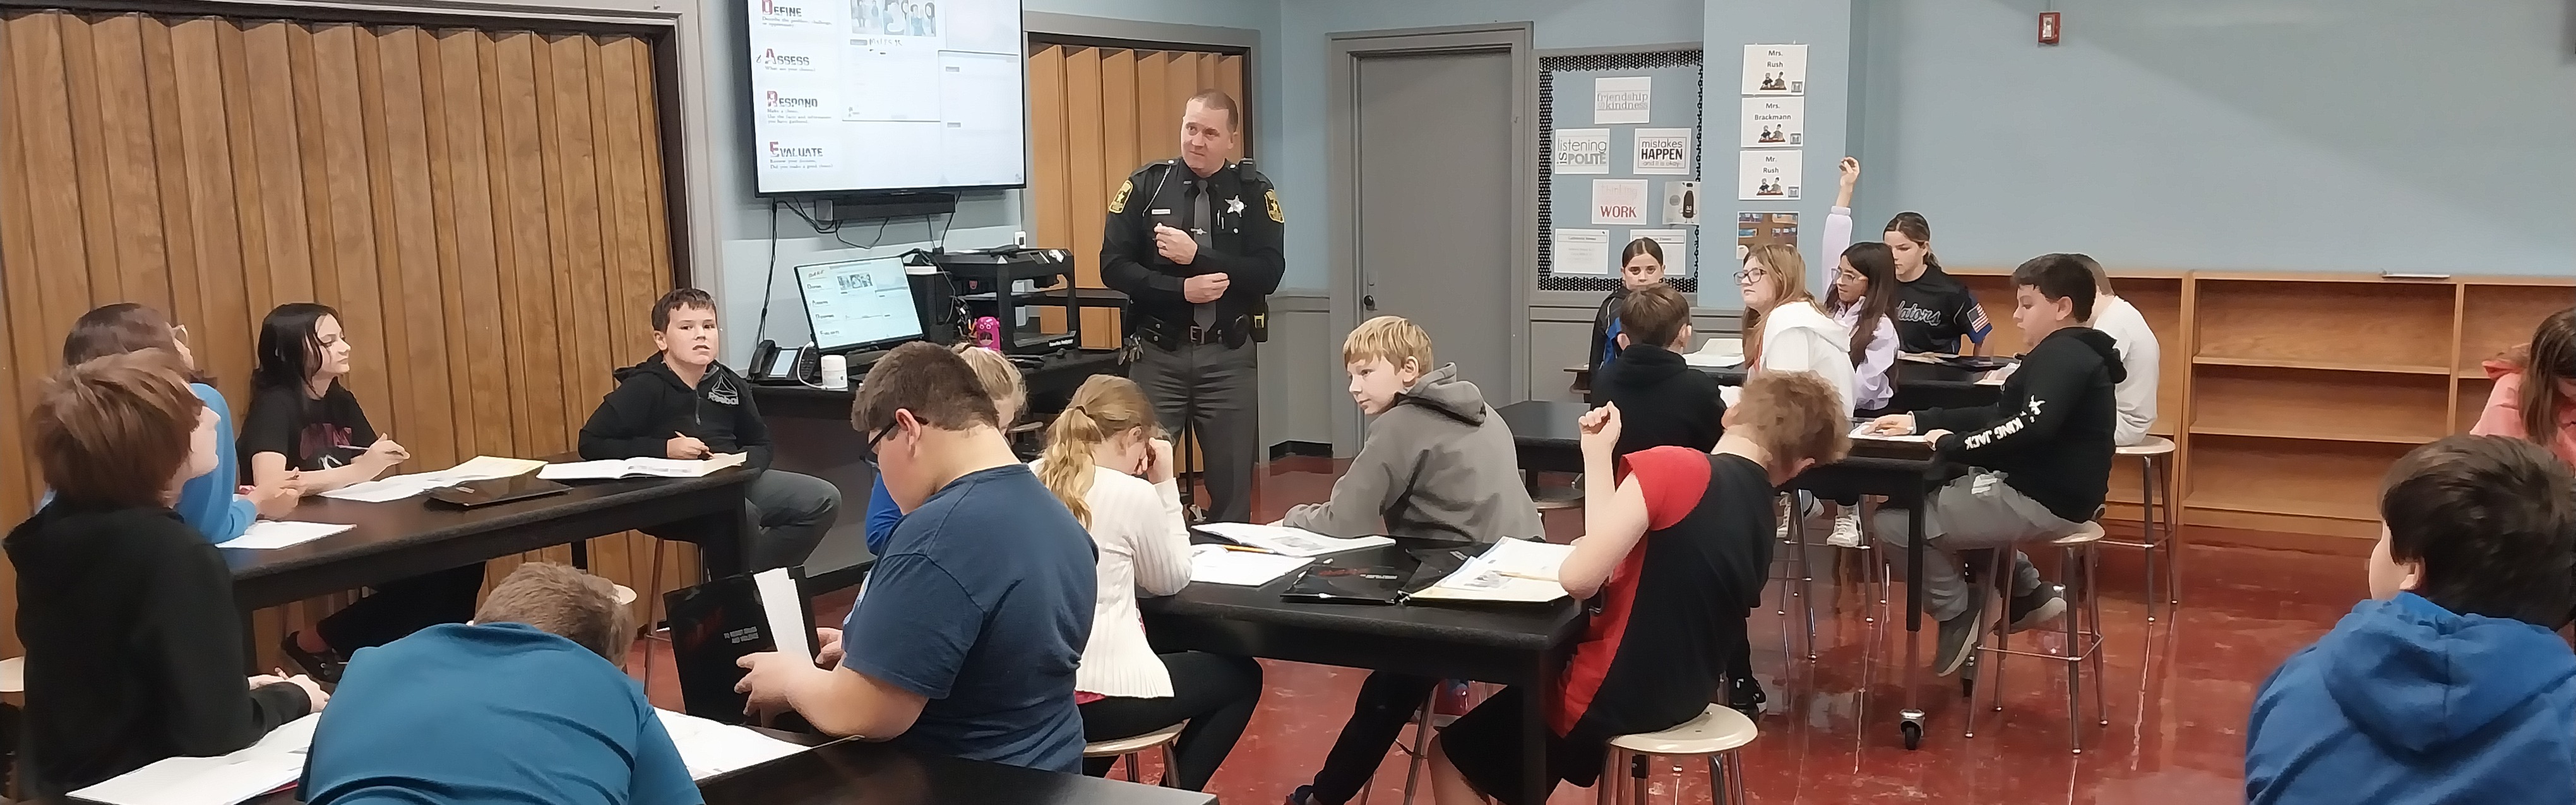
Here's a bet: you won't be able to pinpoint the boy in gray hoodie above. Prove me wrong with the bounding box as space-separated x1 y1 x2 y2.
1283 315 1541 805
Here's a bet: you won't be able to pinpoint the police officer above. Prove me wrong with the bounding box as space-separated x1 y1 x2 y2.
1100 90 1283 524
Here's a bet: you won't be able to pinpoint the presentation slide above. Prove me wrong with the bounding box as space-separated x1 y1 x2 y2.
747 0 1027 194
796 257 921 351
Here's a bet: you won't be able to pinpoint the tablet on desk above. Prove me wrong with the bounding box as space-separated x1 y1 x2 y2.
424 475 573 508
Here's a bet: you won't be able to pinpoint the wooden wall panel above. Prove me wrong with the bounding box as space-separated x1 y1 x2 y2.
1026 43 1248 352
0 11 689 659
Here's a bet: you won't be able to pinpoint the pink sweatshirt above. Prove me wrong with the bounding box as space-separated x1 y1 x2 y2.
2470 358 2576 468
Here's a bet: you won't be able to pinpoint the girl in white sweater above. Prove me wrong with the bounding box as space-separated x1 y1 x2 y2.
1034 375 1261 789
1738 244 1858 414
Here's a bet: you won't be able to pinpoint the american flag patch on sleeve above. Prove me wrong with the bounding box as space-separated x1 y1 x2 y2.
1967 304 1993 338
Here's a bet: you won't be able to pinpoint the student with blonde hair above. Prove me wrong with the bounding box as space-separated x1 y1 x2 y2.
1285 315 1539 805
864 345 1027 554
1032 375 1260 790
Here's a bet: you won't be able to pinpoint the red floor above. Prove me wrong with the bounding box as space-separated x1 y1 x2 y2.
627 458 2365 804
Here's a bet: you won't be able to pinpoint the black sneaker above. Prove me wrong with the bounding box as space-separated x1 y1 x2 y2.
280 632 347 685
1726 675 1767 719
1285 785 1322 805
1935 600 1984 677
2001 585 2068 635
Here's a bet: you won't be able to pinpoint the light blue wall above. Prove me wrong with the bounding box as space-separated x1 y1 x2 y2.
1704 0 1855 304
700 0 1286 364
1849 0 2576 275
1272 0 1708 290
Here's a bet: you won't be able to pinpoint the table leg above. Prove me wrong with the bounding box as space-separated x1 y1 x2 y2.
1523 653 1554 805
1899 481 1928 749
570 538 588 571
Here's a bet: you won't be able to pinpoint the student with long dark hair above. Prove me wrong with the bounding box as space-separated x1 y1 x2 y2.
2472 307 2576 468
57 303 297 542
10 352 326 799
1884 212 1993 356
242 303 485 683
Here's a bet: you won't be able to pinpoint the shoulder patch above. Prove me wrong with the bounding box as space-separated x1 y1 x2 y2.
1265 188 1284 224
1109 179 1133 214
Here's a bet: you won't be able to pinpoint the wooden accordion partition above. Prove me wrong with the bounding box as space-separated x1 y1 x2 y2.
1026 42 1247 350
0 9 693 661
1953 268 2575 550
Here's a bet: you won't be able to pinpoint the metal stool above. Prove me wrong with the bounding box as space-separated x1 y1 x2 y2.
1965 522 2109 752
1083 722 1186 785
1600 704 1757 805
1776 493 1818 662
2102 437 2181 622
1364 680 1480 805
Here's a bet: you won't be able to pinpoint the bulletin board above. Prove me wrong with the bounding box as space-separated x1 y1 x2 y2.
1536 49 1705 294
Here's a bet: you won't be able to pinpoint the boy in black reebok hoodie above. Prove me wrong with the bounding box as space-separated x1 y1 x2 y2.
579 289 842 576
1863 254 2124 677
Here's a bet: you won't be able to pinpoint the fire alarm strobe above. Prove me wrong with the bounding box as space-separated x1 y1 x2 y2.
2038 11 2062 45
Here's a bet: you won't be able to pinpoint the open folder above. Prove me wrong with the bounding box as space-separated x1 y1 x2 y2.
1405 537 1575 604
540 453 747 481
1193 522 1393 558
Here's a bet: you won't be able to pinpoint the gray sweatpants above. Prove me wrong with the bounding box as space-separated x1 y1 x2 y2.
1130 339 1259 523
1873 469 2080 622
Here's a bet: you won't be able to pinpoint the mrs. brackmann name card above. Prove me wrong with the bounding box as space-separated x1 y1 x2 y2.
1740 97 1804 148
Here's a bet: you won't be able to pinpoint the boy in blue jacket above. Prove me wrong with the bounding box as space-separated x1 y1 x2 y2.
2243 434 2576 804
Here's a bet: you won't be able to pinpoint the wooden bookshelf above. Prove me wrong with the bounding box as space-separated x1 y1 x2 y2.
1948 268 2572 545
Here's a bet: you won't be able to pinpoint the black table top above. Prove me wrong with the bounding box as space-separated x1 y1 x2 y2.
237 736 1210 805
1141 544 1585 654
226 470 749 609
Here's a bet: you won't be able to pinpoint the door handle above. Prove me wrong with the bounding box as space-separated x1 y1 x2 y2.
1363 294 1378 311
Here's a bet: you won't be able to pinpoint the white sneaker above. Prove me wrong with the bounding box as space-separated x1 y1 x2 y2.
1827 507 1864 547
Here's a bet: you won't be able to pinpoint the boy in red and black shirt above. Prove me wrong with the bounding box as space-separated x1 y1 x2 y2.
1424 371 1853 805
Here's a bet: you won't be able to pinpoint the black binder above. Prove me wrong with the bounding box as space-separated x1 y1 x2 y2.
663 569 817 724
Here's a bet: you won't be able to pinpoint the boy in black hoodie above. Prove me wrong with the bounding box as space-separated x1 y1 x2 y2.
1591 283 1725 455
1862 254 2124 676
580 289 842 577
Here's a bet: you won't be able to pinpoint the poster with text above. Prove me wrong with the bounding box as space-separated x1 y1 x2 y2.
1592 76 1652 125
1628 229 1690 276
1661 181 1702 227
1591 179 1650 225
1739 97 1804 148
1553 229 1612 275
1741 44 1807 95
1735 212 1799 264
1736 150 1802 201
1554 128 1611 174
1633 128 1692 174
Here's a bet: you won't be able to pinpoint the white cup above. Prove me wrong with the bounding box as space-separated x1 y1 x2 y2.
819 354 849 390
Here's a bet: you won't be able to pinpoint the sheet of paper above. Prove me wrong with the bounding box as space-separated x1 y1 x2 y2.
1739 96 1804 148
1632 128 1691 174
654 710 809 781
1590 179 1649 225
1850 423 1935 443
1194 523 1393 558
1551 228 1611 276
1741 44 1807 95
1553 128 1610 174
537 460 630 480
1628 229 1689 276
71 713 318 805
1591 75 1650 124
1737 150 1801 201
224 521 355 550
1976 363 2020 386
753 568 812 662
1410 538 1574 604
316 477 440 503
1188 544 1314 587
427 456 546 482
631 453 749 477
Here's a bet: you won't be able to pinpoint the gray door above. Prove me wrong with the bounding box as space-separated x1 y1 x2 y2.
1354 49 1517 397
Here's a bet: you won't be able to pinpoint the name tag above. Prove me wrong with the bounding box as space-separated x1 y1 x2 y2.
1148 208 1172 215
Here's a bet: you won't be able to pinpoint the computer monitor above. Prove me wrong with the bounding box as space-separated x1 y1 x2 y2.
796 256 923 354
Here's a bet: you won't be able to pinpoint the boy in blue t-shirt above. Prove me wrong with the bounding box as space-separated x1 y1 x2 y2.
302 563 700 805
738 342 1095 772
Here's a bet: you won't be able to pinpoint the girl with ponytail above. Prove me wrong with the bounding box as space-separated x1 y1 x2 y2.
1033 375 1261 790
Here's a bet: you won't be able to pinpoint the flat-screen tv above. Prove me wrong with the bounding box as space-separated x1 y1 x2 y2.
745 0 1027 194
